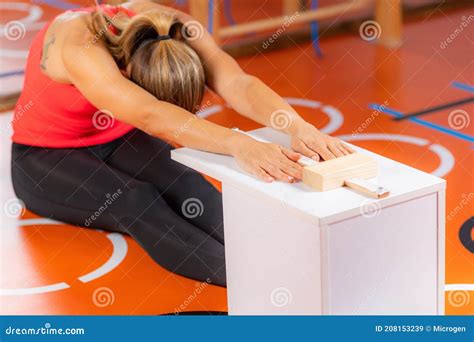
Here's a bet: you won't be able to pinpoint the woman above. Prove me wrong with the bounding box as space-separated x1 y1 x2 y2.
11 0 353 287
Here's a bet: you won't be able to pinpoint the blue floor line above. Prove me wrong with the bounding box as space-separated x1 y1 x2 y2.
310 0 323 58
0 69 25 78
223 0 237 26
452 81 474 93
207 0 215 34
40 0 78 10
369 103 474 143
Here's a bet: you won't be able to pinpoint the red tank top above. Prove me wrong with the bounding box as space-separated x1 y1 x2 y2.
12 5 136 148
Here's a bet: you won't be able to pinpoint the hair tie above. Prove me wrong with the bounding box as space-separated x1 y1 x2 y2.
157 34 171 41
137 35 172 50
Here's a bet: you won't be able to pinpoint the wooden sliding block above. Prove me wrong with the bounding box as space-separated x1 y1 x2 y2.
302 153 377 191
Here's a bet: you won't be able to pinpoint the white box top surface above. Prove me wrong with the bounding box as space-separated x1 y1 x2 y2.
171 128 445 224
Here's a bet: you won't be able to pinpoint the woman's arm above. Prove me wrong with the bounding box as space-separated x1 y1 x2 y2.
200 45 355 161
63 39 239 155
192 36 355 161
62 30 302 182
125 0 353 161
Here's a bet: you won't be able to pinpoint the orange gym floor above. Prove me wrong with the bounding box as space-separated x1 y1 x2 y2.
1 1 473 315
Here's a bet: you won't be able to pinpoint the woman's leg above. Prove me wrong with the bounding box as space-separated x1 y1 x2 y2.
11 143 226 286
106 129 225 244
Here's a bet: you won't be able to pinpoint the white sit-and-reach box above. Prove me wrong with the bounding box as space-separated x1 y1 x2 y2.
171 128 446 315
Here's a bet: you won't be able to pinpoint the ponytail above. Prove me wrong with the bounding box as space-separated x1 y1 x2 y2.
89 6 205 113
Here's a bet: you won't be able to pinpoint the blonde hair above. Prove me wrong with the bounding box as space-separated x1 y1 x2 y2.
90 6 205 113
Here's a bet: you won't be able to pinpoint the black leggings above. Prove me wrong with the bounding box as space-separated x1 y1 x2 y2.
11 129 226 286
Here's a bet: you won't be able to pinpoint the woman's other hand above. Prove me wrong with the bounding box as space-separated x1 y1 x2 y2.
290 122 354 161
231 136 303 183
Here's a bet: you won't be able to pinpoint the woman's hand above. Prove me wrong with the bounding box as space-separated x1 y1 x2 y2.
290 122 354 161
231 136 303 183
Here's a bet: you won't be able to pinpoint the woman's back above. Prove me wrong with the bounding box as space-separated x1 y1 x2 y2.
12 5 135 148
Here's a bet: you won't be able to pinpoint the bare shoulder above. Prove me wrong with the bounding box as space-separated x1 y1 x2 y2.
55 12 101 49
41 11 102 83
62 33 120 85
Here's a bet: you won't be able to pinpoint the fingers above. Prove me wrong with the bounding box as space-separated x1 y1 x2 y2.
336 144 349 156
340 144 351 155
257 146 303 182
296 140 335 161
245 139 354 185
328 143 345 158
262 164 297 183
252 167 274 183
306 140 353 160
333 142 354 156
281 148 301 162
280 148 303 179
309 142 335 161
292 141 320 161
279 161 303 180
341 143 355 154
